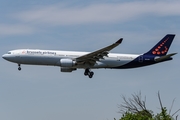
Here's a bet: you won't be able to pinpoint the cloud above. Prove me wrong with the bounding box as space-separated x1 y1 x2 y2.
0 24 35 36
15 1 180 26
1 1 180 36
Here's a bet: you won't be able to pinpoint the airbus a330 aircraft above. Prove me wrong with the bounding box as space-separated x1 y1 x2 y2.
2 34 177 78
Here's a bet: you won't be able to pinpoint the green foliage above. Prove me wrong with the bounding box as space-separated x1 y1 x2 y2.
119 108 173 120
120 112 153 120
154 107 172 120
118 92 179 120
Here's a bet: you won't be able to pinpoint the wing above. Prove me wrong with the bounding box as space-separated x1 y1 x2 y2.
75 38 123 66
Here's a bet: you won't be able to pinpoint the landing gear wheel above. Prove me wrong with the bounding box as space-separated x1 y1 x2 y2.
18 64 21 71
84 69 94 78
88 72 94 78
18 67 21 71
84 69 89 76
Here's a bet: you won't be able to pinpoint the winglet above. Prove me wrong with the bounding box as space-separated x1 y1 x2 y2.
116 38 123 44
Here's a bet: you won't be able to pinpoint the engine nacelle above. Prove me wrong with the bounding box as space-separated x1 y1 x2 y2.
60 67 76 72
60 59 76 67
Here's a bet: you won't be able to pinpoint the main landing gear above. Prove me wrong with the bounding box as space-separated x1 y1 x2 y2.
84 69 94 78
18 64 21 71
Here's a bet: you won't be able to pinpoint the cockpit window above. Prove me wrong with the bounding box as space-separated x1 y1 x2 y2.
8 52 11 54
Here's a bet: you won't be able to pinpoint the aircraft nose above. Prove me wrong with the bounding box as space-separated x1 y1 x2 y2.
2 54 9 60
2 54 8 60
2 53 17 62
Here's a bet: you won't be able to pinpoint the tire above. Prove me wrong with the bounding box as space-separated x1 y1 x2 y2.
18 67 21 71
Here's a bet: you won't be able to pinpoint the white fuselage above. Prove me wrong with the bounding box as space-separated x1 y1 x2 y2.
2 49 139 69
2 34 176 78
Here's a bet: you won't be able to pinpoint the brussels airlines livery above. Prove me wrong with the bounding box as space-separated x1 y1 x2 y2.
2 34 177 78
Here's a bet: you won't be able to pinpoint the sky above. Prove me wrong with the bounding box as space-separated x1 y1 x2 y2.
0 0 180 120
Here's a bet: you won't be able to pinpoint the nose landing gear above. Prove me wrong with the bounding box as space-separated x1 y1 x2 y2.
18 64 21 71
84 69 94 78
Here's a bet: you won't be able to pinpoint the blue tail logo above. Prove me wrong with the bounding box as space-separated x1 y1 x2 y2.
145 34 175 56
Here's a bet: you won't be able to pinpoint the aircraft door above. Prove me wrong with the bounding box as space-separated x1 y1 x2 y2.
139 55 143 62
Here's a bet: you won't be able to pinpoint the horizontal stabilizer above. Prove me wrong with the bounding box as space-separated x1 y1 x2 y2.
155 53 177 62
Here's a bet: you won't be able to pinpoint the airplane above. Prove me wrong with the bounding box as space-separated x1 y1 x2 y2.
2 34 177 78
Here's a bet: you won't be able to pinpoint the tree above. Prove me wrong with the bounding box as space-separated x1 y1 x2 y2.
117 92 179 120
118 92 153 118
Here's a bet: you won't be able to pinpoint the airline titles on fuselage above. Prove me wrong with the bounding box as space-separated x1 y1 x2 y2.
26 50 56 55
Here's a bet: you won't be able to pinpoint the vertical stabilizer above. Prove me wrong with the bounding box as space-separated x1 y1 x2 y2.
144 34 175 56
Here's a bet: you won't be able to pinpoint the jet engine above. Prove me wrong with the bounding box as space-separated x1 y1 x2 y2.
60 67 76 72
60 59 76 67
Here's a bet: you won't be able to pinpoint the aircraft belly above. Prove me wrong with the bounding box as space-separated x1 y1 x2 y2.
92 59 131 68
105 60 131 68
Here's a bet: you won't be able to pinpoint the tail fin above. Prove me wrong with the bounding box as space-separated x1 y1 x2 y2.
144 34 175 56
